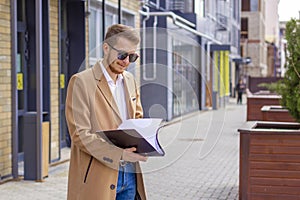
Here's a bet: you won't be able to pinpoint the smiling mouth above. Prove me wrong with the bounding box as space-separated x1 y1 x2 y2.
116 61 126 69
118 64 126 69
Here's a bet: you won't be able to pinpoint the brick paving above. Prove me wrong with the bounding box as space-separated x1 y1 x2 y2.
0 99 246 200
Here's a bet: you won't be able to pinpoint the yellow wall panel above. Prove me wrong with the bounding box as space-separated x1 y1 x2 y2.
224 51 230 96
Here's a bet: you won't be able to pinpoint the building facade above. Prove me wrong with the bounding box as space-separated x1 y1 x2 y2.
0 0 141 182
199 0 241 108
241 0 267 77
140 0 241 117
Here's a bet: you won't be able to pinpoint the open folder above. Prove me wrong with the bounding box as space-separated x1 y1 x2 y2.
96 118 165 156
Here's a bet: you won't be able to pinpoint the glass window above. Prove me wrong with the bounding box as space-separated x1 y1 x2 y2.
250 0 259 11
172 37 200 117
242 0 250 11
242 0 259 11
89 9 97 57
195 0 204 17
88 3 135 64
241 18 248 39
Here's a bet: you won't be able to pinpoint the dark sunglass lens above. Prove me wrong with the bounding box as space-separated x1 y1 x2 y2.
129 54 139 62
117 52 128 60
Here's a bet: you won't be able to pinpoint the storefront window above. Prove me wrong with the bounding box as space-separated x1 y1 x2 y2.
172 38 200 117
89 9 97 58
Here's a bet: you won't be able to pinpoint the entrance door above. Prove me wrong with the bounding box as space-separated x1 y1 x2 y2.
15 0 51 177
59 0 86 147
59 0 70 147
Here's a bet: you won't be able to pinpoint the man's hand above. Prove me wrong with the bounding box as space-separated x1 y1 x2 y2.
122 147 148 162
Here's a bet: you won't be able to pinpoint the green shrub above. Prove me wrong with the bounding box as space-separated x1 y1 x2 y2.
279 19 300 122
258 82 283 94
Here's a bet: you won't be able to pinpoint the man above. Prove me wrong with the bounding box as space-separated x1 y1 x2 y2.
65 24 148 200
236 78 246 104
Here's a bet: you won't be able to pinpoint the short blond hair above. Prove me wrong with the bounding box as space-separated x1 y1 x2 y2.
104 24 140 46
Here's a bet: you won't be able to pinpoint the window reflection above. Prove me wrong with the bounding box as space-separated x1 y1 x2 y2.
172 39 199 117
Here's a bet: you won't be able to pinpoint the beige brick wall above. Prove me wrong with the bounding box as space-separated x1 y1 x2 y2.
49 0 60 161
0 0 12 178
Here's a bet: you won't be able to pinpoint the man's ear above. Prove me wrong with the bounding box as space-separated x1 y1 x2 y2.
103 43 109 55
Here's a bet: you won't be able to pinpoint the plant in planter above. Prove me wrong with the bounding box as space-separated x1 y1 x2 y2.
239 19 300 199
257 82 282 94
279 19 300 122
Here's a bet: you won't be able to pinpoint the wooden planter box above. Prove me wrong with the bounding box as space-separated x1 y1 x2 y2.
261 105 297 123
247 95 281 121
239 121 300 200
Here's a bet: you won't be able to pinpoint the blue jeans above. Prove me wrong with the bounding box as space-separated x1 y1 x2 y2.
116 163 136 200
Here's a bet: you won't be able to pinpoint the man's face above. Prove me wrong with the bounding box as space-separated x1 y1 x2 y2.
105 38 138 74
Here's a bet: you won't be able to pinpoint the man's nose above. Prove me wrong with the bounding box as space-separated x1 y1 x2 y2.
122 55 130 64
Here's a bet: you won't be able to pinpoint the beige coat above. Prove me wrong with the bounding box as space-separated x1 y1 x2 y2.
65 61 146 200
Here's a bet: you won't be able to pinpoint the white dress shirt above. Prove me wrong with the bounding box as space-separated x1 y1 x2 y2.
100 61 128 121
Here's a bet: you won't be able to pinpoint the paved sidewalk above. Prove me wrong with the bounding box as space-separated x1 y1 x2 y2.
0 99 246 200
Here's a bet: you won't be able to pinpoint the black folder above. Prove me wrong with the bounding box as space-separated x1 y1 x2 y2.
97 129 165 156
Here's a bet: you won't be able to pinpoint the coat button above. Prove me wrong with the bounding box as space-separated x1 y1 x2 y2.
110 184 116 190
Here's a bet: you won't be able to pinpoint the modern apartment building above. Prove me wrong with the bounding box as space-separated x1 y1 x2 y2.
140 0 241 116
241 0 267 77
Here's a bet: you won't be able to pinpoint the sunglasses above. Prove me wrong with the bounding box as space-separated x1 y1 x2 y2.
107 43 139 63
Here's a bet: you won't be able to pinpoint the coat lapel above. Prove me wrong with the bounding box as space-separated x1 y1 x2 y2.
92 61 122 122
123 75 134 119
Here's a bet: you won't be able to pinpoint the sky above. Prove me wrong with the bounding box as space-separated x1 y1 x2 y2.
278 0 300 21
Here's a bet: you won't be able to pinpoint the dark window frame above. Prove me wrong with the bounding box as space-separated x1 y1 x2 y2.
241 18 248 39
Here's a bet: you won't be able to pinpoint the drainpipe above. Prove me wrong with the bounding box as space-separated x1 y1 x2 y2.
36 0 43 181
140 2 160 81
142 3 149 67
149 15 157 80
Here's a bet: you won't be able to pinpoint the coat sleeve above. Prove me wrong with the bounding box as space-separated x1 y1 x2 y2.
65 74 123 170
